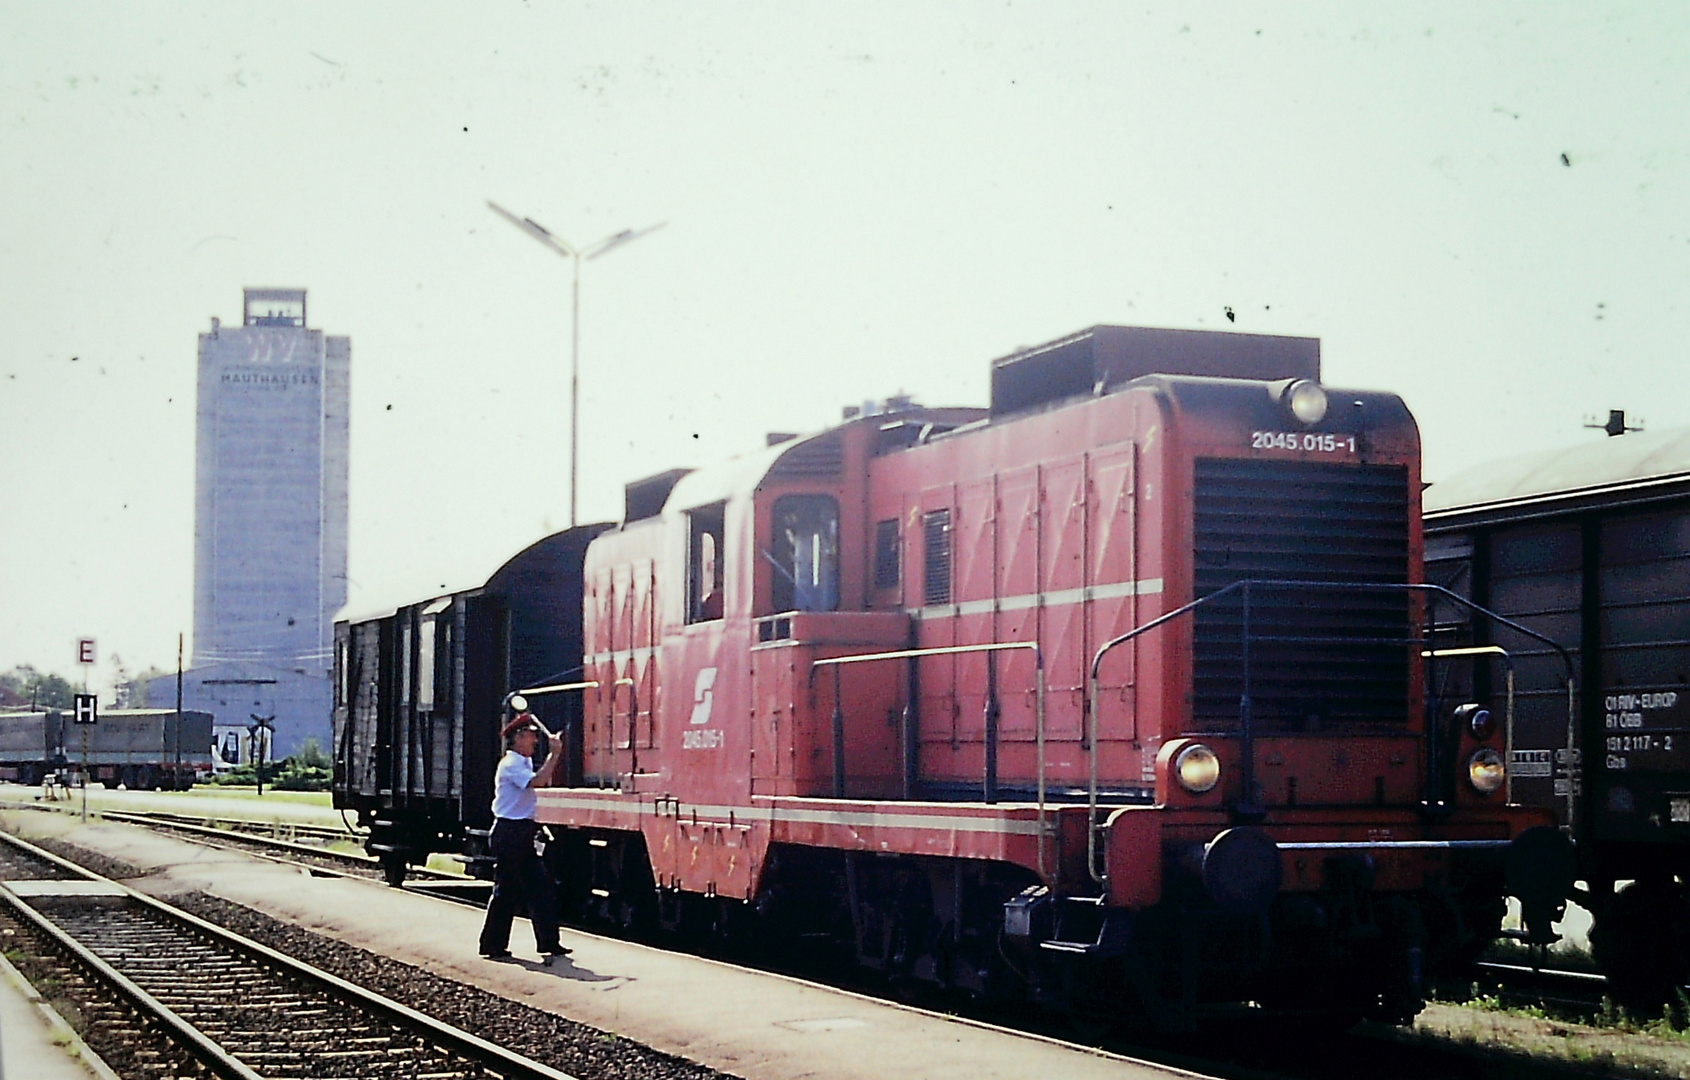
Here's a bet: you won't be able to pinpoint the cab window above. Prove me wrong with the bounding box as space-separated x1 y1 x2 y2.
770 495 839 613
688 503 727 623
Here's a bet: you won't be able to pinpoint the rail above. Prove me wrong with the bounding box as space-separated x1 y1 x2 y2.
810 641 1051 880
1085 579 1578 884
0 831 577 1080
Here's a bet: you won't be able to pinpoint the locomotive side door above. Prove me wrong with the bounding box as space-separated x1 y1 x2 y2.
750 642 797 794
913 484 959 786
1087 445 1148 783
995 468 1042 764
1040 457 1089 743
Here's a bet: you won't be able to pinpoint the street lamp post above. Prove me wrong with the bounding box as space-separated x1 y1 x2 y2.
487 201 665 527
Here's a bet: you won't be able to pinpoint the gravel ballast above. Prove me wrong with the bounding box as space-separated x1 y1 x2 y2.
171 892 738 1080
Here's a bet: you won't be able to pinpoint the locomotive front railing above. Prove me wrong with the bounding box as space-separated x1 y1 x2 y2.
1086 580 1577 886
810 641 1051 881
511 677 637 788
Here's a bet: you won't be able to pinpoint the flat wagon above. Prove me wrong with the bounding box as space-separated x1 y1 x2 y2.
0 708 211 789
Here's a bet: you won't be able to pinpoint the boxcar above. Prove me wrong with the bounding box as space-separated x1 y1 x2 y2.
332 525 607 883
1425 425 1690 998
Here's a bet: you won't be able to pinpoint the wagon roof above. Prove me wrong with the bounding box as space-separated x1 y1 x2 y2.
336 572 488 627
1425 425 1690 519
335 524 610 626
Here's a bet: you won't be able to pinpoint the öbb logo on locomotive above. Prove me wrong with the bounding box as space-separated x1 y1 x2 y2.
684 667 722 750
334 325 1578 1029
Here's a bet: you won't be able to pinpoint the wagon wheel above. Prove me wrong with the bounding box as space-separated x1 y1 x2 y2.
1590 878 1690 1006
379 853 409 888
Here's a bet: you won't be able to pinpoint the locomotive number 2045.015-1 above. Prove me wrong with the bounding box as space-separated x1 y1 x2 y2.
1251 431 1357 453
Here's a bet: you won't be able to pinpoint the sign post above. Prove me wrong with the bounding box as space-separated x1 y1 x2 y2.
248 714 275 797
73 693 97 822
75 638 95 820
173 633 184 791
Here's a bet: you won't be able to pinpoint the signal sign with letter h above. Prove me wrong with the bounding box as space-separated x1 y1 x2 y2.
73 694 97 725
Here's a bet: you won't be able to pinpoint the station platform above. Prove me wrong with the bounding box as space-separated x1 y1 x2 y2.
0 948 113 1080
0 810 1200 1080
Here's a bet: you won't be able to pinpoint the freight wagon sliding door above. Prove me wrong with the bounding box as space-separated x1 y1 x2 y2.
341 624 384 800
1595 508 1690 843
413 600 453 804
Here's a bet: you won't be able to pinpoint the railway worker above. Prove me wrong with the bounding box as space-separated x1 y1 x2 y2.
478 711 571 963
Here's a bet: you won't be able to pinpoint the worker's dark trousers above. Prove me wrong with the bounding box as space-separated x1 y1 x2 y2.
477 817 562 954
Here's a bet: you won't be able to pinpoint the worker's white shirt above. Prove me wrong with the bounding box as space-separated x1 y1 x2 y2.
491 749 538 820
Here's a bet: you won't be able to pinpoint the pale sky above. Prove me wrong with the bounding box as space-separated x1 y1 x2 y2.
2 3 1686 692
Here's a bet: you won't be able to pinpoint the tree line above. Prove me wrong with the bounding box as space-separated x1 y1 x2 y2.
0 662 163 710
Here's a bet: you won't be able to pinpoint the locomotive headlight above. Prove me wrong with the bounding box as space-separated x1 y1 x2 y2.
1284 380 1329 425
1467 748 1506 794
1175 743 1222 794
1454 703 1495 741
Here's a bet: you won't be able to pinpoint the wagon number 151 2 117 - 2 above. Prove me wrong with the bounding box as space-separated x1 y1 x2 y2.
1251 431 1357 454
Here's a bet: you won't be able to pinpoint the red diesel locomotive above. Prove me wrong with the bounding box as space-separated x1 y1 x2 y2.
505 325 1573 1027
332 324 1576 1027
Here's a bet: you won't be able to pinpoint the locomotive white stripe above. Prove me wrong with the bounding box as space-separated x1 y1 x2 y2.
583 645 660 668
580 576 1165 666
918 576 1165 621
538 794 1045 836
765 804 1044 836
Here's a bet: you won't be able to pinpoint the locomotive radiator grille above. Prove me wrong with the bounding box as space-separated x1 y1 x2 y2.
1192 458 1411 729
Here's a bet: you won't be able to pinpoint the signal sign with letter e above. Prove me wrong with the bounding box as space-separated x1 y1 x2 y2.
77 639 95 665
73 694 97 725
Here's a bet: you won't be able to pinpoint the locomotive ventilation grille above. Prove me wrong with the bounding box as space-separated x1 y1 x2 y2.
1193 458 1411 730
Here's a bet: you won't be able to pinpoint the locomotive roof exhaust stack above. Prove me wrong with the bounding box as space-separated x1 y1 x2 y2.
843 396 920 421
990 325 1320 418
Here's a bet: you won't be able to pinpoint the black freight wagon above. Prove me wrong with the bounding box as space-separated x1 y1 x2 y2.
332 525 607 884
1425 425 1690 998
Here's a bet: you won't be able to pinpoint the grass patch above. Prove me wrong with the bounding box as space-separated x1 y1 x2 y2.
173 786 332 807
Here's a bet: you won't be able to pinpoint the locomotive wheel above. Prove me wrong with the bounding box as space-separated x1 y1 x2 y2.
1590 879 1690 1005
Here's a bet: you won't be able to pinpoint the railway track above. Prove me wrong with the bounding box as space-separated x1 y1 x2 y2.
107 808 364 845
0 830 577 1080
86 810 1643 1019
73 810 1649 1009
1466 960 1618 1015
92 808 471 884
8 818 1677 1080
